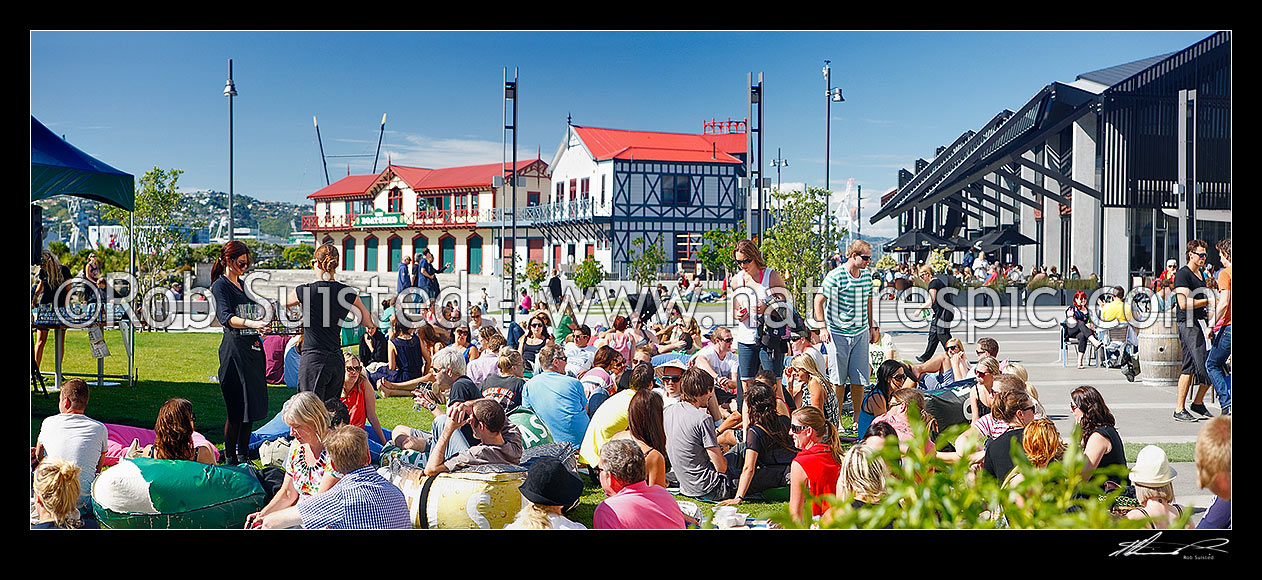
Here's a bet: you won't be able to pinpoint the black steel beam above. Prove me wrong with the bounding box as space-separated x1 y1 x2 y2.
941 197 985 220
995 167 1072 206
967 180 1026 213
1012 156 1104 200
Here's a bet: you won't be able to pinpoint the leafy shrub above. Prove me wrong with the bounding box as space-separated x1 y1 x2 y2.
772 408 1151 529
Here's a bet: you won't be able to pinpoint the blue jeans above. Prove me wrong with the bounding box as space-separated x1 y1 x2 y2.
1206 324 1231 411
736 341 785 404
429 414 472 460
829 330 871 388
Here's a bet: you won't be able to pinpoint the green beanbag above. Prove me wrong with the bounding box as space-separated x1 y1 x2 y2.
508 408 554 449
91 457 266 529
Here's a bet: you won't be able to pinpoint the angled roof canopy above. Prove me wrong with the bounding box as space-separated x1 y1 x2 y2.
870 81 1100 226
31 116 135 211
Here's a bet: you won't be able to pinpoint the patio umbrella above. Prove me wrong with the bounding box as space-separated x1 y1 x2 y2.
883 229 954 252
977 227 1037 252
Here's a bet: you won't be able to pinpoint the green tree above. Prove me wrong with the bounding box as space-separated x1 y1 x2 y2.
522 259 547 296
572 256 606 301
627 236 666 292
101 167 192 302
257 217 293 238
759 187 843 308
282 244 315 269
697 226 742 282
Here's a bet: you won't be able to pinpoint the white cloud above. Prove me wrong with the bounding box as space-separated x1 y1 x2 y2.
381 133 534 169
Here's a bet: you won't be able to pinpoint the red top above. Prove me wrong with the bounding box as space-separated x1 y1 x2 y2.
341 382 367 429
794 443 840 517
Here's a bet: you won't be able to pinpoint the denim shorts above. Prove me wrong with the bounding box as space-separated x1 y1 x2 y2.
829 330 871 387
736 342 785 380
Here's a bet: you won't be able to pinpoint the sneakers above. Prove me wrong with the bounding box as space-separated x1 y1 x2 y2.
1173 409 1198 422
1189 403 1215 419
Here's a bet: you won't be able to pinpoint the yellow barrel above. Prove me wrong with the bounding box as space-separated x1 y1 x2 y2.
1138 314 1182 386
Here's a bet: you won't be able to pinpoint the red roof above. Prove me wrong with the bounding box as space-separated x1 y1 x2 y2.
572 125 745 164
307 158 544 199
308 174 381 200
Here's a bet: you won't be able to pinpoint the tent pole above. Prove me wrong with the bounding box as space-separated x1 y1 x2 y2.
129 210 135 387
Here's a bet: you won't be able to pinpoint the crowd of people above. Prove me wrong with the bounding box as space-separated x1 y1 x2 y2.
32 237 1231 531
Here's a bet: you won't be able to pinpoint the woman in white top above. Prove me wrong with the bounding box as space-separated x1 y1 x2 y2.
728 239 788 404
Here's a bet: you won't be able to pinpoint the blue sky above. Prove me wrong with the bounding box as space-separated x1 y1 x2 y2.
31 30 1216 237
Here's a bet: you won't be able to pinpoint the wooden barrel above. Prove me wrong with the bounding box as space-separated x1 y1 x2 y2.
1138 314 1182 386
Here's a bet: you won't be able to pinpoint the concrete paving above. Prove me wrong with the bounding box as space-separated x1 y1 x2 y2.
874 301 1223 525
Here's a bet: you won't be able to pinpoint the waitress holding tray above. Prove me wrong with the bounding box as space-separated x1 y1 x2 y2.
286 244 376 403
210 241 269 466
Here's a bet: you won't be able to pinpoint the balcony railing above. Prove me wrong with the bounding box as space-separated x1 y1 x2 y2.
301 198 601 232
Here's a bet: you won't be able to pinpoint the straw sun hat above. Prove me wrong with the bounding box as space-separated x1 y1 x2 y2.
1129 445 1177 487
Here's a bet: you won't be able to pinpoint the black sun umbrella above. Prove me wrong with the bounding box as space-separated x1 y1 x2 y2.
976 227 1037 252
883 229 954 252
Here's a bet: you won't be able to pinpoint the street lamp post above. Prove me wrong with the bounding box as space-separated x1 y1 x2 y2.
224 59 238 242
771 148 788 192
823 60 844 262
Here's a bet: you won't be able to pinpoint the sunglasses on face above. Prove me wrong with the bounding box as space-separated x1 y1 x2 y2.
790 424 809 433
1194 253 1207 259
530 323 544 328
347 365 363 372
236 259 250 269
660 375 683 383
1023 405 1037 413
975 370 989 377
947 346 961 352
735 257 753 265
892 373 906 382
715 337 733 344
857 255 872 261
976 350 988 356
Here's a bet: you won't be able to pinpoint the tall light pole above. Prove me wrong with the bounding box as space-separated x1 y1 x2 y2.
771 148 788 192
823 60 844 261
224 59 238 241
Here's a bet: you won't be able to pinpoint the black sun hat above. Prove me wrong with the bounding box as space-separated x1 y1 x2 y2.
520 457 583 508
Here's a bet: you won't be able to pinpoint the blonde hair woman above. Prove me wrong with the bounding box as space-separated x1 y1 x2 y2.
838 443 889 508
284 244 377 402
787 353 839 428
32 458 95 529
1127 446 1191 529
243 392 341 528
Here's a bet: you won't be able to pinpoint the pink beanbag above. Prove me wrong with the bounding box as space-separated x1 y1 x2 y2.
103 423 219 466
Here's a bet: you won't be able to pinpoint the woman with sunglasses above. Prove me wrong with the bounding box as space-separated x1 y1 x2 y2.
210 240 269 465
340 352 387 445
967 355 1002 425
452 326 481 363
729 239 789 402
788 406 843 524
787 354 839 429
518 312 555 374
1064 290 1103 369
857 360 908 443
981 390 1038 482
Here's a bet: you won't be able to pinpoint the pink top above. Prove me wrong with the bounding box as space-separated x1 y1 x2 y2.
103 423 219 466
593 481 686 529
871 411 913 441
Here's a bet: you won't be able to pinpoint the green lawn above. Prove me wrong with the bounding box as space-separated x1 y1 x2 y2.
30 329 786 527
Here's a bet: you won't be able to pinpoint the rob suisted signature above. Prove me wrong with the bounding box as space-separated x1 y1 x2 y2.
1109 532 1229 558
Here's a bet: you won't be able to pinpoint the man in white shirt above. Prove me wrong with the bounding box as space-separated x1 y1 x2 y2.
691 326 739 397
564 325 598 377
33 378 108 510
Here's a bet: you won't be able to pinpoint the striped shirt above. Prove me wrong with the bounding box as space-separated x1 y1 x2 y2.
297 466 411 529
821 265 873 335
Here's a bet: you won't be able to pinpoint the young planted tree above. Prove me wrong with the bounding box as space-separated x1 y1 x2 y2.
759 187 843 309
282 244 315 269
522 259 547 300
697 226 741 283
101 167 196 308
627 236 666 292
572 256 606 303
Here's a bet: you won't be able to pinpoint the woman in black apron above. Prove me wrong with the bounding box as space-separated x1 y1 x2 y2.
210 241 269 465
285 244 376 403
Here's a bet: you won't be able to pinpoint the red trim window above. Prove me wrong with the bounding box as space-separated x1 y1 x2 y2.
388 187 403 213
601 175 606 206
527 191 540 207
569 178 577 202
585 244 594 258
580 177 590 201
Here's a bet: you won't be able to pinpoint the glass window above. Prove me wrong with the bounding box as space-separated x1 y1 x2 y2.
343 238 355 271
388 237 402 273
468 234 483 275
388 188 402 213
